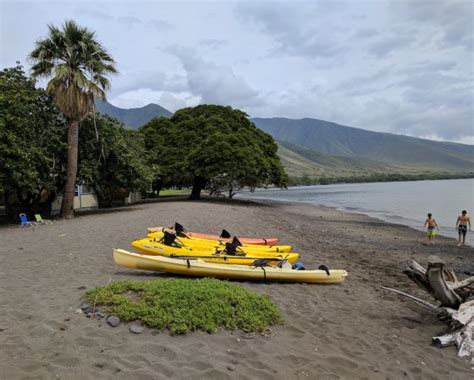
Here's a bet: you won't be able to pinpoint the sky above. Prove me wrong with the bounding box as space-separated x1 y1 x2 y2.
1 0 473 144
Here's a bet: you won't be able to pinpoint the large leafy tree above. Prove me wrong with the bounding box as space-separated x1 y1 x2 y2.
78 114 154 207
29 20 117 218
141 105 287 199
0 65 66 220
141 117 192 195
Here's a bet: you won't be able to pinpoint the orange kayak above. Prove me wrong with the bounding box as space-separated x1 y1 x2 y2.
147 224 279 246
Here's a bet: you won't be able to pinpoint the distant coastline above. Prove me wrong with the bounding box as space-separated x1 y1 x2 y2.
286 171 474 186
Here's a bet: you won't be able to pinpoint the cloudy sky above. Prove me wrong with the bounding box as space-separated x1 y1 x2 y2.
1 0 473 143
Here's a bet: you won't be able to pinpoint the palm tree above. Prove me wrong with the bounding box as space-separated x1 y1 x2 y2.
30 20 117 218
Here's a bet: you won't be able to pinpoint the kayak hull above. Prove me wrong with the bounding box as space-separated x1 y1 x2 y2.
113 249 348 284
147 227 279 246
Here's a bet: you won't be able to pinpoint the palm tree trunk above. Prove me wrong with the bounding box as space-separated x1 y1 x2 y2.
61 120 80 219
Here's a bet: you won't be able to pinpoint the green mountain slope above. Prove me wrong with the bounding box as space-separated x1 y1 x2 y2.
254 117 474 172
277 141 418 178
95 100 171 129
93 102 473 174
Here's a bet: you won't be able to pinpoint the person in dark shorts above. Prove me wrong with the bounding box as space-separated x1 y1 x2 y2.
423 213 439 245
455 210 471 246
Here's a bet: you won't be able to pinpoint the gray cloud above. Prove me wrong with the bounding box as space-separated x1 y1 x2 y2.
148 18 173 31
353 27 378 39
117 16 142 27
166 45 263 108
235 2 344 59
1 0 472 143
75 6 110 21
111 70 187 95
368 34 413 58
390 0 473 50
199 39 227 49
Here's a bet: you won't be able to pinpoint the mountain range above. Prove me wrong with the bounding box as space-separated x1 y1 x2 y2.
95 101 474 176
95 100 172 129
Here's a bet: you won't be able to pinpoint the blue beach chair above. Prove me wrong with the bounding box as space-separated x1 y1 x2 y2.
19 213 36 228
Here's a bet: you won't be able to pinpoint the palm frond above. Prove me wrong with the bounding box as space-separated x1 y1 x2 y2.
29 20 117 119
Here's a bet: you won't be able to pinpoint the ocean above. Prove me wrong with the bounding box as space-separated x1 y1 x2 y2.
238 178 474 241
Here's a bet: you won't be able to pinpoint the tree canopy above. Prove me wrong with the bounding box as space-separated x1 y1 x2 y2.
0 65 66 219
141 105 287 199
78 114 155 207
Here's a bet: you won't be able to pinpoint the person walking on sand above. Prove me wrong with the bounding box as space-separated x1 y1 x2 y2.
423 213 439 245
456 210 471 246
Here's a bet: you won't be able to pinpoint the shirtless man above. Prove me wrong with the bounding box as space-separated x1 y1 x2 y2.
423 213 439 245
456 210 471 246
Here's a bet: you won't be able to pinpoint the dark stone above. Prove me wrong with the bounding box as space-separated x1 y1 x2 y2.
77 286 87 290
86 312 93 318
106 315 120 327
80 303 91 311
231 359 238 365
227 365 235 371
129 323 145 334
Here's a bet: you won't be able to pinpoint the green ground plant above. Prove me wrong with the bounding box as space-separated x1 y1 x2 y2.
85 278 282 334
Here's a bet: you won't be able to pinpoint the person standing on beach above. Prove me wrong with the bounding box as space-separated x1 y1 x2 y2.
423 213 439 245
456 210 471 246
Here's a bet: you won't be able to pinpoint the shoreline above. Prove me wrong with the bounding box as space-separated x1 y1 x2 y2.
237 178 474 243
1 198 473 378
239 196 471 244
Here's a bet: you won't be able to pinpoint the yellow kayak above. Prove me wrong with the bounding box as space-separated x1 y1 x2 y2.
113 249 348 284
131 237 299 265
147 231 292 253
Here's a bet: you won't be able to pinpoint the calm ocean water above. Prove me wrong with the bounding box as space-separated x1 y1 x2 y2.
238 179 474 240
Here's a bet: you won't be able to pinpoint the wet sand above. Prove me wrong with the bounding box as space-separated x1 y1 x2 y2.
0 199 472 379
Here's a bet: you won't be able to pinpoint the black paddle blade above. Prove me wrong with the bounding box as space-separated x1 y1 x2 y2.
225 242 237 255
232 236 242 246
220 229 231 238
163 231 178 246
175 222 186 233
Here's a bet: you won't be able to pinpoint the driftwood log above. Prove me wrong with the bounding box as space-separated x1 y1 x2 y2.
396 257 474 361
402 255 473 308
432 301 474 358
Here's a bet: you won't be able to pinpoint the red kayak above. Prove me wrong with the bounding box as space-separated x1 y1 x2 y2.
147 223 279 246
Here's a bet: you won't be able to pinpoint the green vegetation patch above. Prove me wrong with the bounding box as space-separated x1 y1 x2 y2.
158 188 191 197
85 278 282 334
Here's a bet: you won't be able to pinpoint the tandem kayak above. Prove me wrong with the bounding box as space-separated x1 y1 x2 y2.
131 237 299 265
147 224 279 246
146 231 292 253
113 249 348 284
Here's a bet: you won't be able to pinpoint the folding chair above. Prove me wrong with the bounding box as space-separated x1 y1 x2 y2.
35 214 53 225
19 213 36 227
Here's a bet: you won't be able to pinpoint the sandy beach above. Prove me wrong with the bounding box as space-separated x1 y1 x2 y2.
0 198 472 379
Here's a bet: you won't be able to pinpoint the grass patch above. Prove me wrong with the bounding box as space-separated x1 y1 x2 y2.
84 278 282 334
159 188 191 197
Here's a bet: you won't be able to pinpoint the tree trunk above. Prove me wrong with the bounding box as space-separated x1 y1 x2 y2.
153 178 163 197
61 120 80 219
189 176 206 200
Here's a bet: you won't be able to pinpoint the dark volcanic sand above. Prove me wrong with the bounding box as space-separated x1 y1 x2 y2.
0 199 472 379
